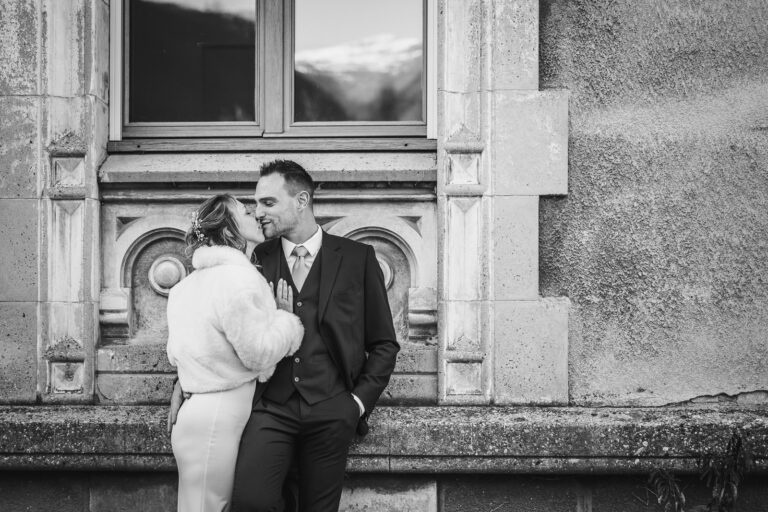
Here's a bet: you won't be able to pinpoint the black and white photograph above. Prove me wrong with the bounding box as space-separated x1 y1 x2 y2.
0 0 766 510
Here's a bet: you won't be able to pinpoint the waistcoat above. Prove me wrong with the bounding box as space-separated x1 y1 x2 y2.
262 249 346 404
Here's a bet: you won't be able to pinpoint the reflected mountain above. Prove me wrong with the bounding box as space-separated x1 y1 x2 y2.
294 35 423 123
130 2 422 125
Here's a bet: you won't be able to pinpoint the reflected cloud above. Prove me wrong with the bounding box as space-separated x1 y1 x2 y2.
142 0 254 20
296 34 422 75
294 34 423 122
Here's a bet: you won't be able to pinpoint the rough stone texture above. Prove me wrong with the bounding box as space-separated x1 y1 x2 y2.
493 196 539 300
441 475 579 512
590 475 768 511
590 475 711 512
0 302 37 403
539 0 768 405
96 374 176 405
0 97 38 199
492 90 569 196
0 199 39 302
97 344 175 373
340 476 436 512
1 406 766 474
0 472 89 512
441 0 483 96
380 374 438 405
42 0 86 98
0 0 38 95
1 472 768 511
90 473 177 512
494 299 569 404
88 0 110 104
490 0 538 90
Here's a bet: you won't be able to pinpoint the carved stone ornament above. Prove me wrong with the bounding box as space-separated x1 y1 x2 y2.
43 336 86 395
148 255 187 296
377 256 394 289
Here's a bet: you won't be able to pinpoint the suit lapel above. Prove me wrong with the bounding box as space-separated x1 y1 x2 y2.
258 238 281 289
318 232 342 321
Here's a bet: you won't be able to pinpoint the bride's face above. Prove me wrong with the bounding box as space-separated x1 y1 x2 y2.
232 200 264 245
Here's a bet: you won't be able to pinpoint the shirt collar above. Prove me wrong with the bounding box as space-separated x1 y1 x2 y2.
281 225 323 260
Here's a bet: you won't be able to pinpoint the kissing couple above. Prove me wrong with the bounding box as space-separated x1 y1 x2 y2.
166 159 399 511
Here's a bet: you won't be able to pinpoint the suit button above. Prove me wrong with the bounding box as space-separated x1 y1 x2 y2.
294 357 300 363
296 301 303 307
294 377 300 382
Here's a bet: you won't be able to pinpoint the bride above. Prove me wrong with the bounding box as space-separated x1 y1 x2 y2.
166 194 303 511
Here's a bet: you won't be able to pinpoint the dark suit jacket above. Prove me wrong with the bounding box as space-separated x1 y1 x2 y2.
253 231 400 434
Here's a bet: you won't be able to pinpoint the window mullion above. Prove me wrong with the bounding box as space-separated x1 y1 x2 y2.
263 0 285 134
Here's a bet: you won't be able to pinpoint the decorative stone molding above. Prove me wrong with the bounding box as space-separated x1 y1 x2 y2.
43 336 86 395
47 157 87 199
36 0 109 404
41 154 99 403
147 256 187 296
437 0 570 405
97 190 438 404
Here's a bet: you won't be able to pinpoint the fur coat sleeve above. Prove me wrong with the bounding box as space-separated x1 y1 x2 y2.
215 275 304 382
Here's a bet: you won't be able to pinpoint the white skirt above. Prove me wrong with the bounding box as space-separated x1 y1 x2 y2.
172 380 257 512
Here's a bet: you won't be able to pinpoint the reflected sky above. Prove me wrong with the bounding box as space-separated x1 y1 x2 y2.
295 0 421 53
142 0 254 20
293 0 423 122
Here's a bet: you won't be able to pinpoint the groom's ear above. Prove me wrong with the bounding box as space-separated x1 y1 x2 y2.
296 190 310 210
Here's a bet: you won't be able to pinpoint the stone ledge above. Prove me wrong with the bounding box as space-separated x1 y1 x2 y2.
98 153 437 184
1 406 766 474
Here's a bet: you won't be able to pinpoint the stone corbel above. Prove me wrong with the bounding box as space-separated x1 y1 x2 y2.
408 287 438 342
43 336 86 395
99 288 133 342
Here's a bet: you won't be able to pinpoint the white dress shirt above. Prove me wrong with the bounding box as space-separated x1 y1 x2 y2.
281 224 323 276
280 226 366 417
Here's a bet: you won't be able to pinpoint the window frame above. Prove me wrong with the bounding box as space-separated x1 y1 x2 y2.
109 0 436 141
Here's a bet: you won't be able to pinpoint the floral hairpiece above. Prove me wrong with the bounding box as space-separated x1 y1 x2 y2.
191 211 206 242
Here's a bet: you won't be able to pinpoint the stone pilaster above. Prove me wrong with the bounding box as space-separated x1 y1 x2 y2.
437 0 491 404
38 0 108 403
437 0 570 405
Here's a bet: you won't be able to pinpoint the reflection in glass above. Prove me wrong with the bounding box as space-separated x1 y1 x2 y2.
129 0 256 123
294 0 423 123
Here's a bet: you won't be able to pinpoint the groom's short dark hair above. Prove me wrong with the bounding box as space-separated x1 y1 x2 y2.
259 159 315 204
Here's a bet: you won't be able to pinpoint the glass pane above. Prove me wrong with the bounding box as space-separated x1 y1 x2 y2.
294 0 423 123
129 0 256 123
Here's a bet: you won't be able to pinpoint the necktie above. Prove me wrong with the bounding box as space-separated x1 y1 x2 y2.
291 245 310 291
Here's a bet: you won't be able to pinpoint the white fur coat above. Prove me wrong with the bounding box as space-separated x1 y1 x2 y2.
166 245 304 393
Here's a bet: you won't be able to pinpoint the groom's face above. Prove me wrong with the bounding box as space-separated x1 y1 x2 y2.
254 173 301 240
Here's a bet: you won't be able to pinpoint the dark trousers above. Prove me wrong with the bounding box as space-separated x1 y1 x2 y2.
231 391 359 512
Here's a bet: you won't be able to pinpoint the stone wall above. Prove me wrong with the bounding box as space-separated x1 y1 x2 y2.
0 0 42 403
2 472 768 512
0 0 108 405
539 0 768 406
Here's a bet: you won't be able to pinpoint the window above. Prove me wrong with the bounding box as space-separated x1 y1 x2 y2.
110 0 435 140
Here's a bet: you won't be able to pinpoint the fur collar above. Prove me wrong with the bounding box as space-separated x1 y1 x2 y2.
192 245 253 270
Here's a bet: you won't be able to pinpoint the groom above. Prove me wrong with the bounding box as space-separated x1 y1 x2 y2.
231 160 400 512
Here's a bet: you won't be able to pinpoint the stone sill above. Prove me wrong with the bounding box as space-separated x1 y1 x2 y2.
107 138 438 153
1 406 766 474
98 152 437 184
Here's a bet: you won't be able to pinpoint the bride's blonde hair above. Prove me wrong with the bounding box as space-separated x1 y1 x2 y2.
185 194 246 256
